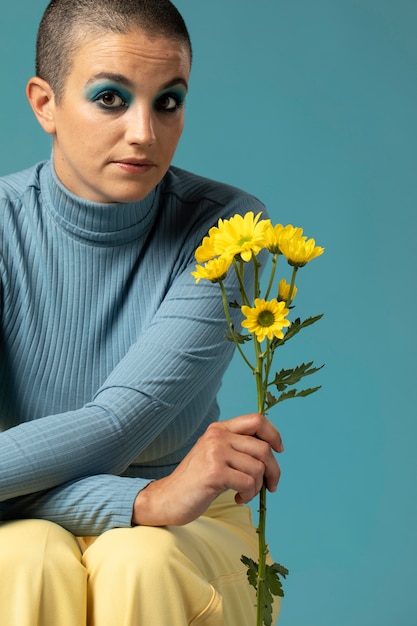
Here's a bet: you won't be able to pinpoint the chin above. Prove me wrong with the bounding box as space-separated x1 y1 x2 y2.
114 180 162 204
100 187 153 204
118 191 152 204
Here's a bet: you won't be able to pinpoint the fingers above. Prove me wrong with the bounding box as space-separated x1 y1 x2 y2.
219 413 284 453
203 416 282 498
227 454 279 504
229 431 280 493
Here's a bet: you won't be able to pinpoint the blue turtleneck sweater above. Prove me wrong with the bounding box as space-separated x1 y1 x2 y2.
0 161 264 535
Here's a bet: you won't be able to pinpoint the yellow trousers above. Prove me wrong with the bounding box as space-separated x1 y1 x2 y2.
0 491 280 625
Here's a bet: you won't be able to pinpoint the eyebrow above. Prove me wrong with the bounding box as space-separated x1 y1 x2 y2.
84 72 188 92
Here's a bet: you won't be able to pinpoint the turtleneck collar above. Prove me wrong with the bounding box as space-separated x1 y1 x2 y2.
40 160 161 246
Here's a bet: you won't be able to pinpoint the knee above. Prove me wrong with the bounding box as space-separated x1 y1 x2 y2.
0 519 83 579
83 525 190 582
83 527 221 625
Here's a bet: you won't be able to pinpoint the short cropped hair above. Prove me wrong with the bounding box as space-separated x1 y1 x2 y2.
36 0 192 102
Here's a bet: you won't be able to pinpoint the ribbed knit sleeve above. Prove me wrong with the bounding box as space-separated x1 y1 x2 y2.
0 162 267 535
0 475 148 536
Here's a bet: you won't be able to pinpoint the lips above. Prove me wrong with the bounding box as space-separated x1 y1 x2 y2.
113 158 156 174
116 157 156 166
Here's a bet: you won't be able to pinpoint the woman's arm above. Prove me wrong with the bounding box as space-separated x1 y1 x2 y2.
0 413 284 536
0 263 242 501
0 474 149 536
0 184 274 532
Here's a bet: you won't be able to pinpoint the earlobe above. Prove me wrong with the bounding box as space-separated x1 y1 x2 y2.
26 77 57 134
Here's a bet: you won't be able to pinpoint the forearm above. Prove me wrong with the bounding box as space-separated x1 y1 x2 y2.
0 265 242 503
0 474 150 536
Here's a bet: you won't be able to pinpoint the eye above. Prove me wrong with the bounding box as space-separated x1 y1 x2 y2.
94 90 127 109
155 93 185 113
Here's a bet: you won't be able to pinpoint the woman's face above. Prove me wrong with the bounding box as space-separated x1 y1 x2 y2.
48 29 190 203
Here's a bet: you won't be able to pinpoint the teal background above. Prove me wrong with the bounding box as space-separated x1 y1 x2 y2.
1 1 416 624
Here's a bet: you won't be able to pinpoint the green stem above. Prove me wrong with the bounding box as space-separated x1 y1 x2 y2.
233 257 251 306
287 266 298 304
220 281 254 371
256 484 268 626
264 253 279 300
263 339 273 401
254 338 268 626
252 253 261 301
254 339 265 411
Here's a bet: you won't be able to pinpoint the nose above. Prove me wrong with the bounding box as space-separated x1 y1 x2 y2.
125 105 156 146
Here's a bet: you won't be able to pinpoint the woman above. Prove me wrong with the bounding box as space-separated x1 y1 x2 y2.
0 0 282 624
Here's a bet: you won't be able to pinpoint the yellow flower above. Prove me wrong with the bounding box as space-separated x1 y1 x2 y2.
191 256 231 284
241 298 290 342
194 227 222 263
195 212 270 263
278 279 297 303
279 230 324 267
264 223 304 254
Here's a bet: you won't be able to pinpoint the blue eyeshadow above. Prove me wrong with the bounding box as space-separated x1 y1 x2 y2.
85 83 133 104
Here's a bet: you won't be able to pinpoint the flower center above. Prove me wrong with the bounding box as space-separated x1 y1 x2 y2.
258 310 275 327
237 236 252 247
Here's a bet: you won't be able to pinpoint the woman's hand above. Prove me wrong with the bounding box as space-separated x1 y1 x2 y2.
132 413 284 526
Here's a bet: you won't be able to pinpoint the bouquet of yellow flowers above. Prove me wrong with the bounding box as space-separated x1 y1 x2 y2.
192 211 324 626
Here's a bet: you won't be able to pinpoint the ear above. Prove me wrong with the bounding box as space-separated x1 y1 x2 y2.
26 77 57 135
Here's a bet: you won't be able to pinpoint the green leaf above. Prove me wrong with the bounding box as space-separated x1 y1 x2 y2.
241 556 289 624
295 386 322 398
275 386 322 405
271 314 323 348
224 328 251 344
265 391 278 409
271 361 324 391
262 589 274 626
240 555 258 590
261 562 289 625
269 562 289 579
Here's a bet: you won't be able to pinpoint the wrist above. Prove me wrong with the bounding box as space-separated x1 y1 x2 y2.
131 478 170 526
